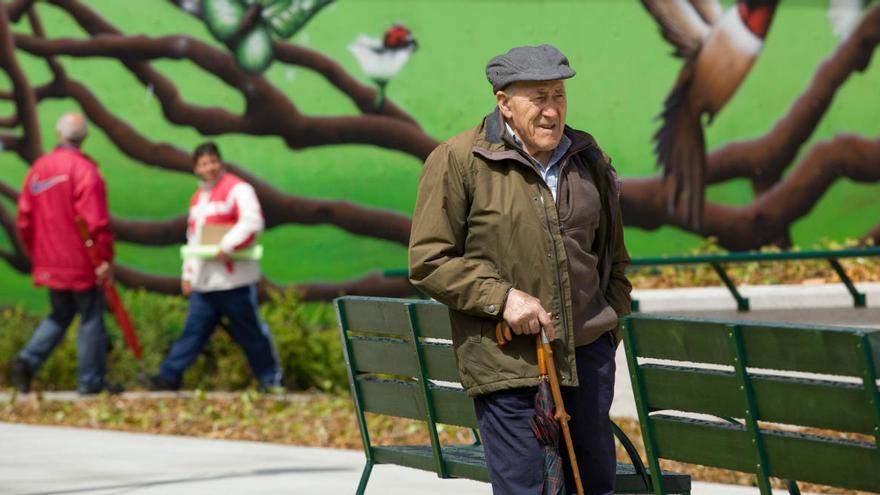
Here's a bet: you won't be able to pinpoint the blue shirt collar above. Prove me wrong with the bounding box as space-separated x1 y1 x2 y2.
505 122 571 169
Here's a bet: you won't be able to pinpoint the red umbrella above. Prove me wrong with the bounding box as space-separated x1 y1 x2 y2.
75 216 142 360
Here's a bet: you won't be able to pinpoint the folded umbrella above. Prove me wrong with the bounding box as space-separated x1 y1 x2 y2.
75 216 142 360
496 322 585 495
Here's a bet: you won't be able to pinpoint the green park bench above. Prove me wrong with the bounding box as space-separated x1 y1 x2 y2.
334 295 692 494
623 314 880 494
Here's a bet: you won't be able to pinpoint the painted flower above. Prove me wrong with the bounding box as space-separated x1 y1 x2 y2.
827 0 867 40
348 24 417 107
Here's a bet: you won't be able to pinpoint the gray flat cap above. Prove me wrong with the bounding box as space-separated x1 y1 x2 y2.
485 44 575 93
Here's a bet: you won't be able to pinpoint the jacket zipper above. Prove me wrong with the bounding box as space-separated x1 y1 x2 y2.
538 192 569 380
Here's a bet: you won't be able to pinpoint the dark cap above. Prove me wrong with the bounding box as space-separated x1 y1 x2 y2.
485 44 576 93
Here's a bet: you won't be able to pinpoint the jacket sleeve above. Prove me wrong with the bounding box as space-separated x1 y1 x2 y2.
16 170 34 257
604 165 632 319
408 143 512 319
219 181 263 253
74 163 114 263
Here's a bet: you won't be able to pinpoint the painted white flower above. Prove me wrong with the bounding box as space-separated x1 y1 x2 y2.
348 35 414 84
827 0 865 40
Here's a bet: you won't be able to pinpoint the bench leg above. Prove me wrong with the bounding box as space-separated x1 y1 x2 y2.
356 461 374 495
786 479 801 495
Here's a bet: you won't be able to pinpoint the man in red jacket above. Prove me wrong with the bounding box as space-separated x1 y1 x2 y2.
10 112 116 395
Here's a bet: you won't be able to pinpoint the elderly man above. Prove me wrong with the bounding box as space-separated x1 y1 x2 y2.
409 45 631 494
11 112 116 395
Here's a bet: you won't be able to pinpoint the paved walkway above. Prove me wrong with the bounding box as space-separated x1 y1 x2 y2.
0 422 811 494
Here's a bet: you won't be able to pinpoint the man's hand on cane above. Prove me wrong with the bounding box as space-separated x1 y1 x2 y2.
502 288 556 341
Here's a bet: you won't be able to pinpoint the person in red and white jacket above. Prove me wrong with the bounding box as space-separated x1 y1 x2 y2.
11 112 116 395
147 142 282 391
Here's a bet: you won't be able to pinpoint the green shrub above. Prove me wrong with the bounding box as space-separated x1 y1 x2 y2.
0 288 347 393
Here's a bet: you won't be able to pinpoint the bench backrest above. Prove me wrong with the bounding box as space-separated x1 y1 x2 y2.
335 296 478 468
623 314 880 494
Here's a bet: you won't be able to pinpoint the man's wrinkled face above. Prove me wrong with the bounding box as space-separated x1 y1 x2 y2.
497 80 567 160
194 153 224 184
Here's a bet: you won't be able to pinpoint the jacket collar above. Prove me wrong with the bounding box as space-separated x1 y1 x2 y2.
473 107 597 166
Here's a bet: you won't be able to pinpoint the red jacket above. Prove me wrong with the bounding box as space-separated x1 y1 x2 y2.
17 145 114 290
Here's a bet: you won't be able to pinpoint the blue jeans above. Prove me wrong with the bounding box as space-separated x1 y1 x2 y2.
18 288 108 394
475 332 617 495
158 284 281 388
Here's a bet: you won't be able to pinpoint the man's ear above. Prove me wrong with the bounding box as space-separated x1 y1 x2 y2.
495 90 512 119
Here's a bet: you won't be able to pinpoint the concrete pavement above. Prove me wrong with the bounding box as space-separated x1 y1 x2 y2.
0 422 812 494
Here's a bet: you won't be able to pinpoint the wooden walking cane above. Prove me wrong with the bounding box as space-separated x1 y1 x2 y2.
496 322 585 495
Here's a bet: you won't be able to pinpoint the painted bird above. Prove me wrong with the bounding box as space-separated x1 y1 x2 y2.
642 0 778 229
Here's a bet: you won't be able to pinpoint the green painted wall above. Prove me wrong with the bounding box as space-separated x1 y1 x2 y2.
1 0 878 310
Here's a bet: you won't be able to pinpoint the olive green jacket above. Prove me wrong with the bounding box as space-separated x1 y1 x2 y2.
409 109 631 397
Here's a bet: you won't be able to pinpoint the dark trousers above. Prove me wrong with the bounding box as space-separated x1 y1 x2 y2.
18 288 107 393
475 333 617 495
158 284 281 388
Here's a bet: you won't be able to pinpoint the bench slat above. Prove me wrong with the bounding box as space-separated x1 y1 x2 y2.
628 317 733 365
359 377 425 420
349 336 417 376
738 324 870 376
357 377 478 428
652 416 753 472
422 342 461 383
651 415 880 493
373 445 490 482
432 387 478 429
641 365 877 434
348 336 460 382
628 316 880 376
412 303 454 340
339 298 412 336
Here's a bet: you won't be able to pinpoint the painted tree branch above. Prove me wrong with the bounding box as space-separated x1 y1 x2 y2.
163 0 420 127
0 134 21 153
43 0 439 158
50 76 411 245
0 200 30 273
704 5 880 190
116 264 414 301
113 216 187 245
6 0 36 22
0 3 42 162
0 115 18 127
0 180 19 202
623 134 880 250
861 224 880 247
270 42 421 127
0 82 65 102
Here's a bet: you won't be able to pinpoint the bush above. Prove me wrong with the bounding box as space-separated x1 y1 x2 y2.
0 288 347 393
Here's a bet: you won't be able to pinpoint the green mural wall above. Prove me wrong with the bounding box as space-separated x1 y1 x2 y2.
1 0 879 310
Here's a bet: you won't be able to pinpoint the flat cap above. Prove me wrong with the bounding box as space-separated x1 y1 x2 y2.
485 44 575 93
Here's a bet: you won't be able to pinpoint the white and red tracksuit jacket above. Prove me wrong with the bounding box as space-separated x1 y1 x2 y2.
17 145 114 291
183 172 264 292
